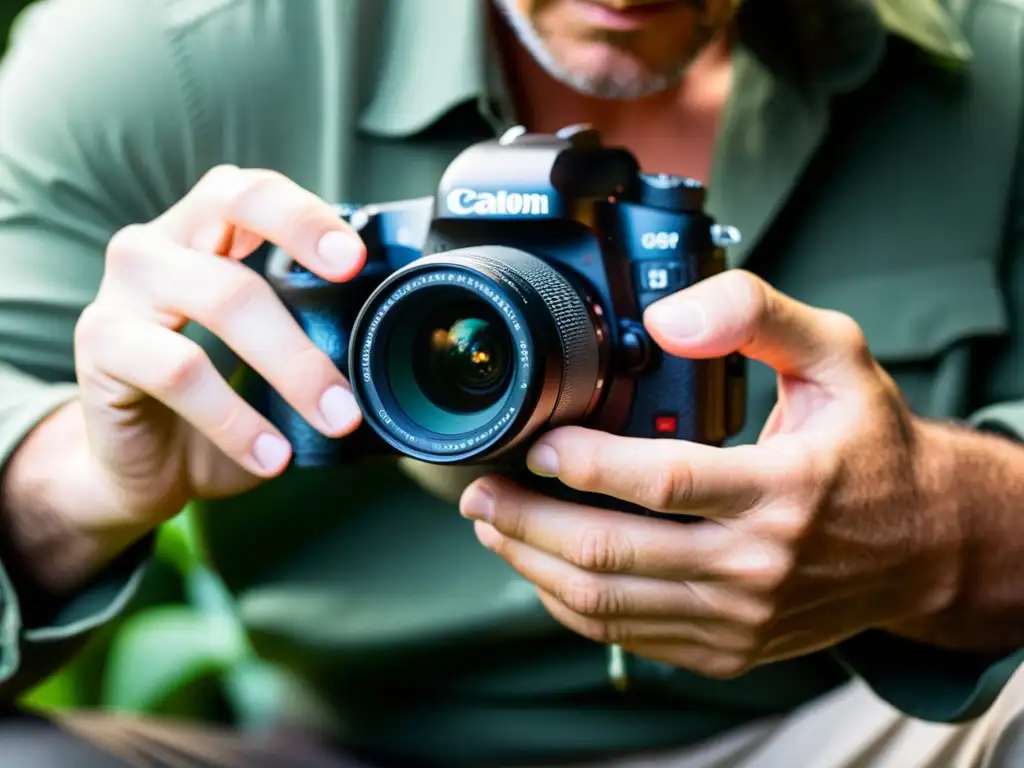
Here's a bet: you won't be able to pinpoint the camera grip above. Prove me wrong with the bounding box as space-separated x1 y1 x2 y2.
262 263 392 467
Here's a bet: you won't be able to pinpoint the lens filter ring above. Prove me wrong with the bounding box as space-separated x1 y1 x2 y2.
348 246 603 463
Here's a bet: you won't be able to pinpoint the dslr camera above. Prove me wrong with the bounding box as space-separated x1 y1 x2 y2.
258 125 746 497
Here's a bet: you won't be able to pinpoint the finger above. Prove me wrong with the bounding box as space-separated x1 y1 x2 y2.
533 590 753 654
75 305 292 478
155 165 365 281
643 269 872 385
473 521 724 621
101 227 361 438
522 427 767 517
462 476 759 582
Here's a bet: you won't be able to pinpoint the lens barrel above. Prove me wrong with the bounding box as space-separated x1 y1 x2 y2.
349 246 604 463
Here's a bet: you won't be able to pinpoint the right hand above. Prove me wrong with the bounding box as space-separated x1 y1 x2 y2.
73 165 366 525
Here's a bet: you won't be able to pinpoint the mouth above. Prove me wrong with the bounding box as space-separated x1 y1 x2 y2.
570 0 689 31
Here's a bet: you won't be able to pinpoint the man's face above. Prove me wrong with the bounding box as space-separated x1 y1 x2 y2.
494 0 737 99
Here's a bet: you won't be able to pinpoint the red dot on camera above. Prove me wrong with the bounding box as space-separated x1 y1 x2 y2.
653 415 677 435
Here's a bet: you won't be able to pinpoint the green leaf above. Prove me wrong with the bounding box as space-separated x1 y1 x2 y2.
18 665 84 711
101 606 247 714
222 659 290 731
154 508 202 576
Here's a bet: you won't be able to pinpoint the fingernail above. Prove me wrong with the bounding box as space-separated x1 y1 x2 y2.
645 300 707 341
461 484 495 523
526 443 559 477
474 521 502 551
252 433 291 472
316 231 363 275
319 385 361 434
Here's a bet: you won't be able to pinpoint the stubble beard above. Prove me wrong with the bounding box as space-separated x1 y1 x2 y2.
493 0 718 100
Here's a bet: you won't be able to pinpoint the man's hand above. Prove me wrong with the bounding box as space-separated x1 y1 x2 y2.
459 270 969 678
3 166 366 596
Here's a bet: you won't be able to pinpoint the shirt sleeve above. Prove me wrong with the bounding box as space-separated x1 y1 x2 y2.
0 0 199 700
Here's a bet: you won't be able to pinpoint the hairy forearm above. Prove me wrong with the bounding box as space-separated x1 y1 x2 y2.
892 417 1024 652
0 401 149 613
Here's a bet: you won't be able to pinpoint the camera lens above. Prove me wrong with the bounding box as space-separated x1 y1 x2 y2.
383 292 517 435
350 246 608 463
413 304 512 413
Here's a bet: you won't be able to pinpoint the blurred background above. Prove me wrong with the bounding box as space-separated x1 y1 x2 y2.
2 0 285 730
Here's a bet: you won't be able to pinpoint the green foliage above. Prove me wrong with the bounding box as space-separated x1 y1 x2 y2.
101 606 246 715
17 508 283 725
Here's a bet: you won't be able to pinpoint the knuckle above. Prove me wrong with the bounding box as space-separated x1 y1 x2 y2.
578 617 624 645
724 269 770 318
198 163 243 188
231 168 287 204
230 169 293 212
200 400 257 454
722 632 763 656
73 303 112 351
159 341 210 396
731 598 776 632
274 345 343 409
572 527 634 573
759 505 814 545
104 224 150 274
759 552 796 592
501 503 528 543
767 449 810 497
567 447 602 491
202 266 270 326
646 463 693 512
279 199 334 240
73 304 122 377
223 169 328 245
821 310 870 361
559 574 620 617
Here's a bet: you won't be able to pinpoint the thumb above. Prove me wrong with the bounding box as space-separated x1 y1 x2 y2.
642 270 871 384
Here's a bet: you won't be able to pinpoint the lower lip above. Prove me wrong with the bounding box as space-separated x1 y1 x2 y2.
572 0 681 31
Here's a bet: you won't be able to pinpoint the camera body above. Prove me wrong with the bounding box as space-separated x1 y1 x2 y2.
258 125 746 481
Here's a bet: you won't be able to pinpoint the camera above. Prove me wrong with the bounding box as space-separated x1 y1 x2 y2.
257 125 746 497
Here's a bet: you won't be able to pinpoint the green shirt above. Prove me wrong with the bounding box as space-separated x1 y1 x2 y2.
2 0 1024 765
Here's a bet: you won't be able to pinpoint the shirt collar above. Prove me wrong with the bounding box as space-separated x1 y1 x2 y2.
358 0 972 138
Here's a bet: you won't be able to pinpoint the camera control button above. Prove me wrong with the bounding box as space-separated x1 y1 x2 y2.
634 261 684 293
555 123 601 149
499 125 528 145
638 173 706 212
617 320 653 374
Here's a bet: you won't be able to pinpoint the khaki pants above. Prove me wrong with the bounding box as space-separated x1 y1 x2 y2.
596 666 1024 768
8 666 1023 768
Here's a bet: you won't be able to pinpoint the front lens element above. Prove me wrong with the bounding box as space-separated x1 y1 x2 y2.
415 303 512 412
386 291 514 435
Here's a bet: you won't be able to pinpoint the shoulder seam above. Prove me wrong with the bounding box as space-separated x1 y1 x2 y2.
161 0 252 31
157 1 234 180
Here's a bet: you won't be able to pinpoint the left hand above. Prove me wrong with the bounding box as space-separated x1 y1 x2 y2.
459 270 962 679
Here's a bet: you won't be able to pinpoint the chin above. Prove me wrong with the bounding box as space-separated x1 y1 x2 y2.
498 0 704 98
559 41 665 95
541 33 689 98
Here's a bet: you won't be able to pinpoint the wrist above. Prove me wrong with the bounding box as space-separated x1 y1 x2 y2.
888 417 1024 651
0 400 153 598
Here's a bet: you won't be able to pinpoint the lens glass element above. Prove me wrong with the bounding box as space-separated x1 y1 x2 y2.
417 312 511 412
386 292 515 435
